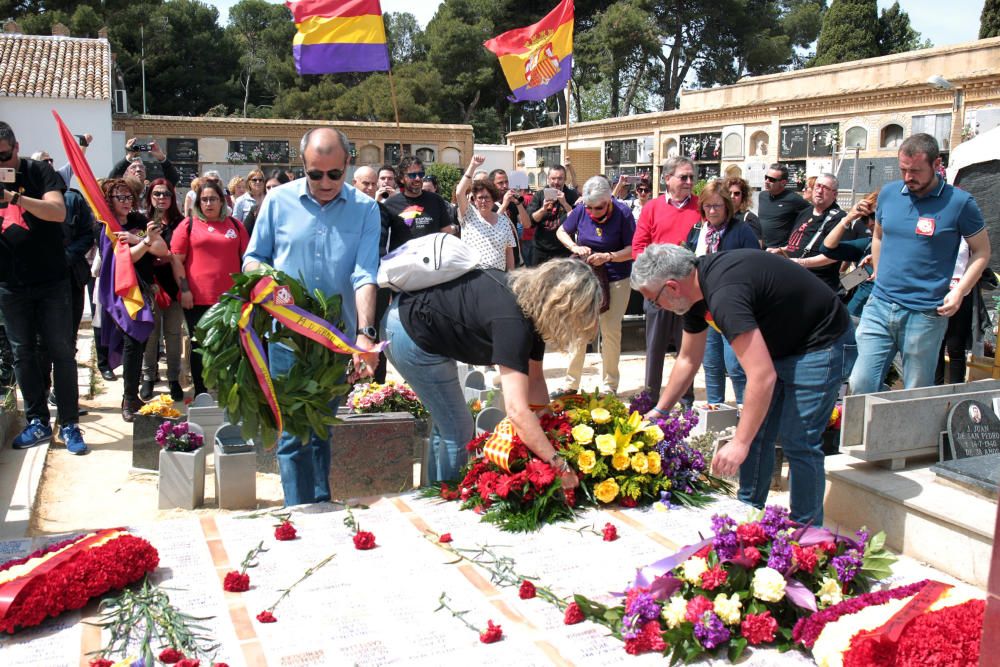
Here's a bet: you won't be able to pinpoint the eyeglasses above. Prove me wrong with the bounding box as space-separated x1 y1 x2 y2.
673 174 695 182
112 194 134 202
305 169 344 181
404 171 425 180
813 183 834 192
151 191 171 198
199 197 221 204
652 282 669 308
249 177 264 183
703 203 725 210
473 195 493 203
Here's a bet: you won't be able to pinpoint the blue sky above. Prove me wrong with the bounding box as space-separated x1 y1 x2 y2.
215 1 986 47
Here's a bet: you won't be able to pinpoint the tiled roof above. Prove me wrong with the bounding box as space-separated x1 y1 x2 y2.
0 33 111 100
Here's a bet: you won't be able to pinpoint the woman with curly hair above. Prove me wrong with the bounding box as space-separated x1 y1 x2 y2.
140 179 185 401
381 258 602 484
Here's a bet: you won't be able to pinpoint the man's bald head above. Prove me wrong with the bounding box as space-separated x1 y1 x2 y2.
300 127 350 160
299 127 351 204
353 165 378 198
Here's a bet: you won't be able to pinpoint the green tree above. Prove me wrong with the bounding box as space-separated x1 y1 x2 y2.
69 4 103 37
811 0 880 67
425 162 461 202
227 0 293 117
877 2 931 55
384 12 425 64
982 0 1000 39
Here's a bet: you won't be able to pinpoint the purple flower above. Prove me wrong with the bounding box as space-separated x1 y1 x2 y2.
767 531 793 573
626 590 661 621
855 527 869 547
711 514 739 561
761 505 791 538
693 612 731 649
832 549 862 583
628 390 655 416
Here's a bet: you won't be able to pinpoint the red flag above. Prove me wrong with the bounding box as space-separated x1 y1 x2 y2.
52 111 145 319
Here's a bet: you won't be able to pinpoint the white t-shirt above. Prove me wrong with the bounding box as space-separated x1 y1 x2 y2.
461 206 516 271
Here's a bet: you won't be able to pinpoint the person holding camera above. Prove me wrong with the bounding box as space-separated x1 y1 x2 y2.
108 138 180 192
526 163 578 265
0 120 88 454
375 164 398 204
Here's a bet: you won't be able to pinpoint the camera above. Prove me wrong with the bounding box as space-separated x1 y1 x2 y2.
131 144 150 152
512 193 524 204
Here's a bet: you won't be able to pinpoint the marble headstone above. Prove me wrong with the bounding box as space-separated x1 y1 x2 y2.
946 399 1000 460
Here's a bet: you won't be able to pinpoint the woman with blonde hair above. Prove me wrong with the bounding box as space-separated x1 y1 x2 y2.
381 258 602 483
228 175 247 200
232 168 265 223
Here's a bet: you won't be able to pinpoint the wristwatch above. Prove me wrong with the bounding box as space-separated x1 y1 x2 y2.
9 192 20 206
357 326 378 340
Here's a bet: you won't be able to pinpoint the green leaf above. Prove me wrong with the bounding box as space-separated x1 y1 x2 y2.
728 637 748 661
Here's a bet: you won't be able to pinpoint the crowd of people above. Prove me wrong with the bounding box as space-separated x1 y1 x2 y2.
0 120 990 522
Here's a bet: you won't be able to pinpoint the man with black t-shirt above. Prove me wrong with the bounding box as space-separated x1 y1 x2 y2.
383 156 457 252
771 173 846 293
0 120 87 454
632 245 855 525
526 164 578 264
758 163 810 248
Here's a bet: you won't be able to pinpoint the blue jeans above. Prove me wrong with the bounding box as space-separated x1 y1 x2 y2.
849 295 948 394
0 280 79 425
703 328 746 404
738 326 856 526
269 342 340 505
381 300 474 483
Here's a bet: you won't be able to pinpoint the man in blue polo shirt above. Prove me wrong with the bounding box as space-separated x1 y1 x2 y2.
850 133 989 394
244 127 380 505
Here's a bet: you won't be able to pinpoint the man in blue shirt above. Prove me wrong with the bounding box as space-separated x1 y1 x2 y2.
850 133 990 394
244 127 380 505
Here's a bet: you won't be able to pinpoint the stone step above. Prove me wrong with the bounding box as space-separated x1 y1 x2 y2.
824 453 995 589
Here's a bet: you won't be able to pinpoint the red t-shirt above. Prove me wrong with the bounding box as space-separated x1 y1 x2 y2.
170 216 249 306
632 195 701 257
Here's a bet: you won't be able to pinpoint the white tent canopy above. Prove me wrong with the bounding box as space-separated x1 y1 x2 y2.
948 126 1000 184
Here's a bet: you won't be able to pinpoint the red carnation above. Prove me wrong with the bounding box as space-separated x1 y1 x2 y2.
519 580 537 599
479 619 503 643
619 496 638 508
602 523 619 542
624 619 667 655
685 595 715 623
274 521 297 541
213 664 230 667
564 602 585 625
89 660 113 667
700 565 728 590
461 486 473 501
793 545 819 573
743 546 762 567
177 660 200 667
741 611 779 645
256 610 277 623
694 544 713 559
438 533 453 543
820 541 838 554
563 487 576 506
159 648 185 663
223 570 250 592
439 483 460 501
736 521 767 546
353 530 377 550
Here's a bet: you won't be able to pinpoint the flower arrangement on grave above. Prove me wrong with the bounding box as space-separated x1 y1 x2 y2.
156 420 205 452
0 529 159 633
137 394 183 419
347 380 428 419
225 151 247 164
793 579 984 667
88 576 220 666
197 267 378 447
427 392 730 532
572 505 896 662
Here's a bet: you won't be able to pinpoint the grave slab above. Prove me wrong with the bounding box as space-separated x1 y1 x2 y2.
931 454 1000 499
946 399 1000 460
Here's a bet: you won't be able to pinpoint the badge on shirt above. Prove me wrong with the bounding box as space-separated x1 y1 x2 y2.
225 228 238 239
274 286 294 306
915 216 935 236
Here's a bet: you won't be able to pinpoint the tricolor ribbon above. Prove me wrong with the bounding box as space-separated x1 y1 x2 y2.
856 580 953 647
483 417 516 472
236 275 386 440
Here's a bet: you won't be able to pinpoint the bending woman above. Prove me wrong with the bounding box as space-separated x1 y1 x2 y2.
381 259 602 484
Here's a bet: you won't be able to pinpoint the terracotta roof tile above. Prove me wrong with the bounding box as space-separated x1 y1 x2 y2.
0 34 110 100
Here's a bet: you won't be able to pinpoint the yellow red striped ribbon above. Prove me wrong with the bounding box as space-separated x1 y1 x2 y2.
483 418 516 472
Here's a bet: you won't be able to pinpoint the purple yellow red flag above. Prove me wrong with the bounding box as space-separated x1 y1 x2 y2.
483 0 574 103
287 0 390 75
52 110 147 323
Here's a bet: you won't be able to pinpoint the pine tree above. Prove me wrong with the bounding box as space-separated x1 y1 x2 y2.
810 0 880 67
878 2 930 55
982 0 1000 39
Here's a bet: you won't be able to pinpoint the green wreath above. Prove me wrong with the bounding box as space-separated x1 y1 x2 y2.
196 268 352 446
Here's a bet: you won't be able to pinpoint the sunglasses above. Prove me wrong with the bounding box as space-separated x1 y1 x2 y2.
151 191 171 198
729 191 742 198
636 187 651 193
404 171 426 180
248 177 264 183
764 175 783 183
673 174 695 182
305 169 344 181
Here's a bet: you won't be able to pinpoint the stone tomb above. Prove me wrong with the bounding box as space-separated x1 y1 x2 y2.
929 399 1000 499
839 379 1000 469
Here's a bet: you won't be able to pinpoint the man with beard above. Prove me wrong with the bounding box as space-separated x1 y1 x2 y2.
383 156 457 252
771 173 846 293
526 164 577 264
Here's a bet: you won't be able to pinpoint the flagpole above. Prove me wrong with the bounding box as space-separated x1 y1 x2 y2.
386 66 405 158
564 82 571 161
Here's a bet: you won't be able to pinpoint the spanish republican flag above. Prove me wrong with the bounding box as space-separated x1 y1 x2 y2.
287 0 390 74
52 110 148 327
483 0 574 103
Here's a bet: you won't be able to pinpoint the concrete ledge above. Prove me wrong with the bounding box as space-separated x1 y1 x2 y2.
825 453 995 589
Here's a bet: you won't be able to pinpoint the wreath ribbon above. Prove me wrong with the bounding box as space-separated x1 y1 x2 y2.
236 275 386 439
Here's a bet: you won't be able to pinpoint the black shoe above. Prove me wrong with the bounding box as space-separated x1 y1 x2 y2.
100 368 117 381
139 380 154 401
121 398 142 423
169 381 184 401
77 408 89 417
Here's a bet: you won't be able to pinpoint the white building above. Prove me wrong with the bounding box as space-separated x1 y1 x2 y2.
0 24 115 182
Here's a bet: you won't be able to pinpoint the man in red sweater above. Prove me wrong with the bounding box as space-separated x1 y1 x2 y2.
633 156 701 404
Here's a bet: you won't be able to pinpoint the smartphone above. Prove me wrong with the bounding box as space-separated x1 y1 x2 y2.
76 134 88 147
625 175 641 185
0 167 15 184
840 264 872 291
543 187 560 201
